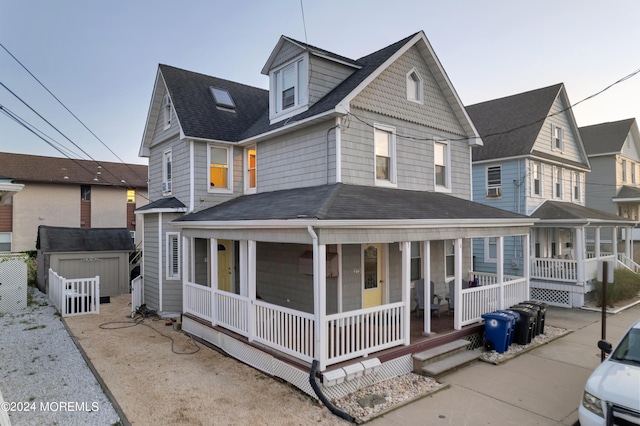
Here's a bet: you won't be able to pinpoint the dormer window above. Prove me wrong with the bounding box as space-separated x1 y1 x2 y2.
406 68 423 103
210 87 235 111
269 56 308 122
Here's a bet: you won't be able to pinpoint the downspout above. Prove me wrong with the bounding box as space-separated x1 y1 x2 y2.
308 360 355 423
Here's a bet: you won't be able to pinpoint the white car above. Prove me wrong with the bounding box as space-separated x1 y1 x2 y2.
579 319 640 425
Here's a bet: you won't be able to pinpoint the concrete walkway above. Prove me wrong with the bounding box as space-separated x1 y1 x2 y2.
369 303 640 426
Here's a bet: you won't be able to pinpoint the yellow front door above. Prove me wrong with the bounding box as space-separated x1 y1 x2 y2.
217 240 232 292
363 244 383 308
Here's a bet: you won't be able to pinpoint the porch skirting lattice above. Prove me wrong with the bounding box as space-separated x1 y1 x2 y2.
530 280 595 308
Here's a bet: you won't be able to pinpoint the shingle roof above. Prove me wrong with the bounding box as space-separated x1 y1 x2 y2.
175 183 530 222
36 226 135 252
0 152 148 188
530 200 635 224
466 84 564 162
615 185 640 200
160 64 269 142
135 197 186 211
579 118 635 156
160 33 419 142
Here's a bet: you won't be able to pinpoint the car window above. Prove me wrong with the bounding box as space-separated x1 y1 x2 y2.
612 329 640 364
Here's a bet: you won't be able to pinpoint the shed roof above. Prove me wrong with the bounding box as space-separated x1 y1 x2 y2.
36 226 135 252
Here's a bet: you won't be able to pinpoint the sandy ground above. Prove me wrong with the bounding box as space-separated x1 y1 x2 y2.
64 295 350 426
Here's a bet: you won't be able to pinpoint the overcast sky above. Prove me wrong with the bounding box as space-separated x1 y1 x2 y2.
1 0 639 165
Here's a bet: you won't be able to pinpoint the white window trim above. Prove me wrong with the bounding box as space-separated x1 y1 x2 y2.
166 232 180 280
551 123 564 152
445 239 455 278
632 162 636 184
553 166 563 199
434 140 451 193
572 171 581 201
622 159 627 183
268 54 309 124
531 161 543 197
406 68 423 104
374 123 397 187
162 94 172 130
244 145 257 194
484 237 497 263
0 232 12 252
162 149 172 195
486 165 502 198
207 144 233 194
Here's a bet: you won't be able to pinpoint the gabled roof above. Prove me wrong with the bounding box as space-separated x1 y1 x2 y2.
580 118 638 156
467 84 563 161
36 226 135 252
141 31 480 152
175 183 530 223
530 200 636 225
134 196 186 213
0 152 148 188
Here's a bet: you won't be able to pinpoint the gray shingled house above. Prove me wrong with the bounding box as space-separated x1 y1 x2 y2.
136 31 535 397
36 225 135 297
468 84 637 308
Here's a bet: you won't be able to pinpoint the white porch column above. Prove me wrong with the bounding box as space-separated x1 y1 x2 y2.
454 238 463 330
239 241 248 297
523 234 530 297
422 241 432 335
401 241 411 346
595 227 601 258
626 227 632 261
181 235 189 314
576 227 585 285
211 238 219 326
247 240 256 342
497 236 504 310
612 226 618 259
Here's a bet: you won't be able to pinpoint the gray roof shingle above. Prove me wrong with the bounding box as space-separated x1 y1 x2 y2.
36 226 135 252
175 183 530 222
579 118 635 156
467 84 563 162
135 197 186 211
615 185 640 200
531 200 635 224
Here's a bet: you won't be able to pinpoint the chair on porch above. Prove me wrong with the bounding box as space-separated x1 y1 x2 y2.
414 279 443 318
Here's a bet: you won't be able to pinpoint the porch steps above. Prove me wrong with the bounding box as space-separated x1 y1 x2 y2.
412 339 481 379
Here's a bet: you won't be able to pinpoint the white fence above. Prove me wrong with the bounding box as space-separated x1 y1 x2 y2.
131 275 143 316
48 269 99 317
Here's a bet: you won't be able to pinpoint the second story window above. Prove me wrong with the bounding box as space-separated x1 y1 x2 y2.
245 146 256 193
551 124 563 151
572 171 581 201
434 141 450 190
632 162 636 184
486 166 502 198
532 162 542 196
80 185 91 202
162 150 172 194
374 125 396 186
554 167 563 198
270 56 308 121
208 145 232 192
622 159 627 182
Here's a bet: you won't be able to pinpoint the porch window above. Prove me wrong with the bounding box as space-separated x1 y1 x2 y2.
406 69 423 104
551 124 563 151
208 145 232 192
484 237 497 263
445 239 455 277
554 167 563 198
532 162 542 196
434 141 449 190
572 171 581 201
245 146 256 193
162 150 172 194
166 233 180 279
410 241 421 280
622 159 627 183
374 125 396 185
486 165 502 198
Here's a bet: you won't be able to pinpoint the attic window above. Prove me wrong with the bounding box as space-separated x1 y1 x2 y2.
210 87 235 110
406 69 423 104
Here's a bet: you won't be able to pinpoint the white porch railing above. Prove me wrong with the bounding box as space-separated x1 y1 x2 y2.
254 300 315 362
531 258 578 282
471 271 521 286
459 277 528 327
216 290 250 336
184 282 213 321
131 275 143 317
325 302 404 366
617 253 640 273
48 268 99 317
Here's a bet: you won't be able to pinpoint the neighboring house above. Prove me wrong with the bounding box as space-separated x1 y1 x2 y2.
0 152 148 252
137 31 535 397
36 225 135 296
468 84 636 308
580 118 640 235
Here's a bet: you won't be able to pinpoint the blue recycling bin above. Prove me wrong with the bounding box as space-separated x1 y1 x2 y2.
481 312 512 353
496 310 520 346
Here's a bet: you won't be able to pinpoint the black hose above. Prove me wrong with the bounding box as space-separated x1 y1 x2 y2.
308 360 356 423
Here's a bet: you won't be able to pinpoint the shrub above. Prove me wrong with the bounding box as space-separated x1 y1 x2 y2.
592 268 640 307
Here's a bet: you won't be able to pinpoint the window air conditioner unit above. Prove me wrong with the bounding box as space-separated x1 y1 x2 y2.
487 187 501 197
162 181 172 193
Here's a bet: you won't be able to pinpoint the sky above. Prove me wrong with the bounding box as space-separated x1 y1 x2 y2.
1 0 639 166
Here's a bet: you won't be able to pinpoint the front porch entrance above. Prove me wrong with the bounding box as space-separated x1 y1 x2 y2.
363 244 383 308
